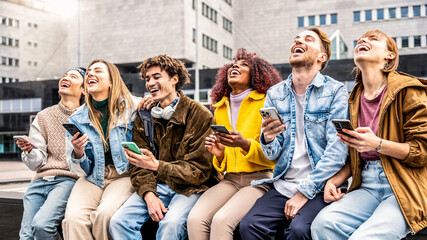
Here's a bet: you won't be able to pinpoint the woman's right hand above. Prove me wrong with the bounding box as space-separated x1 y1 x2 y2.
16 138 33 153
205 134 225 160
323 180 345 203
71 133 89 159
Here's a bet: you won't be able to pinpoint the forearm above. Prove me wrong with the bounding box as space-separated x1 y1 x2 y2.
377 139 410 160
328 161 351 187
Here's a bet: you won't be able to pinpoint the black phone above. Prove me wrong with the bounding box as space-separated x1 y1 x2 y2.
210 125 230 134
62 123 83 138
332 119 354 138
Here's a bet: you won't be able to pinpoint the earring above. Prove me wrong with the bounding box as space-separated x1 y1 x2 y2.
384 62 389 70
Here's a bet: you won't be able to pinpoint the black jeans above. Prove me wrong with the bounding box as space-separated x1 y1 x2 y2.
240 187 327 240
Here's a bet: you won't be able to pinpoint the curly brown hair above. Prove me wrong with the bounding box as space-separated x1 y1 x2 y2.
210 48 282 104
137 54 191 91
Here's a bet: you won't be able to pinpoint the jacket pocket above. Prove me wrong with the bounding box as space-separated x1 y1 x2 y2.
305 112 329 139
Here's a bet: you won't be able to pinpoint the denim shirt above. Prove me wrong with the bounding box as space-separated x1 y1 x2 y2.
66 96 141 187
253 72 349 199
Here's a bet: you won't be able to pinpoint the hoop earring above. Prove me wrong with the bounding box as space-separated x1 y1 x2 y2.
384 62 389 70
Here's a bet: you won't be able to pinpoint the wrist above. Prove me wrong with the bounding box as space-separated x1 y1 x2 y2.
375 138 383 152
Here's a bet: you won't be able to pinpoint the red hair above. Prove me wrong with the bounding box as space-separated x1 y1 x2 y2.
210 48 282 104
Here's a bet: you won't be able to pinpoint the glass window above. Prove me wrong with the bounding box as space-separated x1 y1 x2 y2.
15 59 19 67
34 62 38 67
2 77 6 83
319 15 326 25
365 10 372 21
31 98 42 112
34 42 37 48
8 38 13 46
401 6 408 18
192 0 196 10
1 17 6 25
15 39 19 47
1 36 6 45
8 18 13 26
353 11 360 22
192 28 196 43
1 57 6 65
298 16 304 27
15 78 19 82
377 9 384 20
389 8 396 19
413 5 420 17
2 100 11 112
28 61 32 66
28 22 32 27
28 41 31 46
414 36 421 47
224 0 232 6
401 37 409 48
331 13 338 24
331 38 337 60
9 77 13 83
11 99 20 112
354 40 358 49
13 19 19 28
8 58 13 66
22 99 31 112
308 16 315 26
34 24 38 28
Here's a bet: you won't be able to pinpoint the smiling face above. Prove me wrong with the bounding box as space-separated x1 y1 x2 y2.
144 65 178 108
354 32 395 69
289 30 326 70
85 62 111 101
227 59 251 92
58 69 84 98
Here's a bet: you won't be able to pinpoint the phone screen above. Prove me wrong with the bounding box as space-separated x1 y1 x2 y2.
210 125 230 134
62 123 83 138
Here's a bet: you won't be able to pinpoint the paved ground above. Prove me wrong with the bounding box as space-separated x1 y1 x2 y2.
0 161 33 193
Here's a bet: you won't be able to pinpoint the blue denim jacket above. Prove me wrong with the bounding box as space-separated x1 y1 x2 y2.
66 96 141 187
253 72 349 199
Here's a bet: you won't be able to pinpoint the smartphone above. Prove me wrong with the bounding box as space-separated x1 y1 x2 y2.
210 125 230 134
13 135 38 149
62 123 83 138
121 142 143 155
259 107 285 130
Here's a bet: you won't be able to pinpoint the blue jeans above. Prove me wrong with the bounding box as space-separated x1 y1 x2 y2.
19 176 76 240
311 160 410 240
109 183 201 240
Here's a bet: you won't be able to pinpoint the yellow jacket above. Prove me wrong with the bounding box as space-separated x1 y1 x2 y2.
212 90 277 173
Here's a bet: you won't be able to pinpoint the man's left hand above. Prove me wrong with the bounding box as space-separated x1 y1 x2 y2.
124 148 159 171
284 191 309 220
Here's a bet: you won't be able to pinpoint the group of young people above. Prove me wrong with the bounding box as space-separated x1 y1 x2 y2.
16 27 426 240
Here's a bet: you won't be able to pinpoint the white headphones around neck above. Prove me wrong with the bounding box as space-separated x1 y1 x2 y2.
151 105 175 120
150 96 179 120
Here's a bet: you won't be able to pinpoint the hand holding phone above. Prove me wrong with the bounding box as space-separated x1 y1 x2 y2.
210 125 230 134
332 119 355 138
121 142 144 155
14 135 38 150
259 107 285 128
62 123 83 138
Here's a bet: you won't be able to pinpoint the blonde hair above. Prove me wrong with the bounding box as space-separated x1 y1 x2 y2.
307 27 331 71
84 59 134 149
354 30 399 82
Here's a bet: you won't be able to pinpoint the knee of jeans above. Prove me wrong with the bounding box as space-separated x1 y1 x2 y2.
31 217 56 235
159 214 186 231
109 212 125 230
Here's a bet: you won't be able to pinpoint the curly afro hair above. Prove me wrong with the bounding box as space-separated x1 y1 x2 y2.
138 54 190 91
210 48 282 104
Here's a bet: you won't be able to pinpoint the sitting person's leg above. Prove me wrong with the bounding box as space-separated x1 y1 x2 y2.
187 177 239 240
91 174 133 240
210 184 268 240
109 192 151 240
284 193 327 240
240 187 289 240
20 179 48 239
31 176 76 239
157 186 201 240
62 177 103 240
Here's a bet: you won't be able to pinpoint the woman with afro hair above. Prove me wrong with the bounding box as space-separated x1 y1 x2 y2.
187 48 282 239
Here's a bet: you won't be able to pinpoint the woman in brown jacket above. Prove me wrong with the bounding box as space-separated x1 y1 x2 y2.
311 29 427 239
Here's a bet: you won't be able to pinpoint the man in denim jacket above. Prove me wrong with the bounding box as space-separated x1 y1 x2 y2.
240 27 349 240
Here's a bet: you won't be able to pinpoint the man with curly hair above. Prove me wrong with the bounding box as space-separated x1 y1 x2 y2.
109 54 216 239
239 27 349 239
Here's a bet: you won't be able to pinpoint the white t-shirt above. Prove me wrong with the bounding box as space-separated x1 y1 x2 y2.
274 91 312 198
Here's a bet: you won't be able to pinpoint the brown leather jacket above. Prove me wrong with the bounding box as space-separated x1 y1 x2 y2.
348 71 427 233
130 92 217 198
